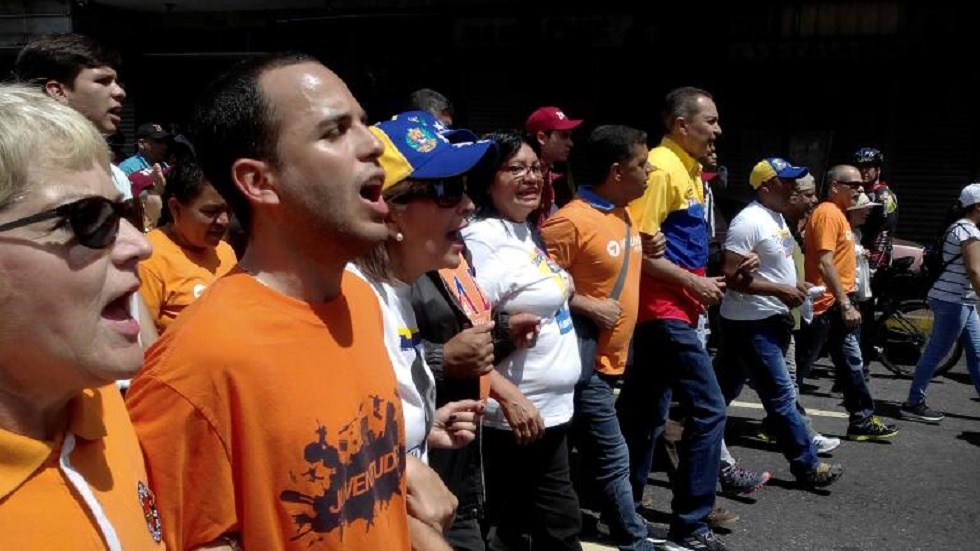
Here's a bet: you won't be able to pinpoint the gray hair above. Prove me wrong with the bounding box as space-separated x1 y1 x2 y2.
661 86 713 133
0 84 110 209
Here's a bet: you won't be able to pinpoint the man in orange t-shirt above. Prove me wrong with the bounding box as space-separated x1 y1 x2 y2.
126 54 454 551
798 164 897 441
542 125 662 550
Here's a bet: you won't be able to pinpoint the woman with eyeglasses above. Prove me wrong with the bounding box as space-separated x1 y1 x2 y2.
138 159 236 338
0 86 161 547
349 111 497 550
462 130 582 551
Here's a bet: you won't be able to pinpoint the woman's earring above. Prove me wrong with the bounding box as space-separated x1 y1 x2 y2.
394 232 404 242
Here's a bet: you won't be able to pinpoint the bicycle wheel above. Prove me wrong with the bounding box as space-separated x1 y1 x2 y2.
876 299 958 378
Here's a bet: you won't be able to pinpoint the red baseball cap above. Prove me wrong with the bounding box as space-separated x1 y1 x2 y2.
524 106 583 135
129 165 173 197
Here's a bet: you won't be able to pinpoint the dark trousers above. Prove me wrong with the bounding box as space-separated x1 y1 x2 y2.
797 305 876 427
616 319 726 539
482 424 582 551
715 315 818 478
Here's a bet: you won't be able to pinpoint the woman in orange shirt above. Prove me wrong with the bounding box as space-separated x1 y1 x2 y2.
0 85 162 549
139 159 237 337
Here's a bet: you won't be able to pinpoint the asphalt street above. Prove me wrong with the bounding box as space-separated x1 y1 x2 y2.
583 357 980 551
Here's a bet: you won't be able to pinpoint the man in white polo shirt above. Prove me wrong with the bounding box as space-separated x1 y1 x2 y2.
713 158 844 488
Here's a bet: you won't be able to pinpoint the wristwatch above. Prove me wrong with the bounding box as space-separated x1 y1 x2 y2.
840 300 853 311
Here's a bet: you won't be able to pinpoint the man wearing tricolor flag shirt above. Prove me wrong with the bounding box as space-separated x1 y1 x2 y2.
616 87 730 551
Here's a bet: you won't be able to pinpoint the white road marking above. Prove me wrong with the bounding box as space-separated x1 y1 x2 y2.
730 400 848 419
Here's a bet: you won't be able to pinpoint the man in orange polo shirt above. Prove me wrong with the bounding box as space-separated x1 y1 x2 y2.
798 164 898 441
543 125 666 550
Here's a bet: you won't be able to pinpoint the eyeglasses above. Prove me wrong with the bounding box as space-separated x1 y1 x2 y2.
837 180 865 188
390 178 467 209
0 195 144 249
503 164 544 179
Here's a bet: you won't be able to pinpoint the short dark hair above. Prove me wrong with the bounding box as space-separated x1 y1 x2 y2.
468 130 531 219
407 88 453 117
586 125 648 185
661 86 712 133
189 52 319 235
159 160 210 226
14 33 121 87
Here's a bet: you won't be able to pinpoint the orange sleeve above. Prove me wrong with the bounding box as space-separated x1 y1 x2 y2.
127 376 237 551
138 261 165 329
808 207 839 254
540 214 579 270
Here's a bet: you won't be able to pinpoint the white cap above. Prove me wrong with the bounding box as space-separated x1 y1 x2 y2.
959 183 980 208
848 192 881 211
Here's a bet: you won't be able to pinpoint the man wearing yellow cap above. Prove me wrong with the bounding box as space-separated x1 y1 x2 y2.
714 158 844 488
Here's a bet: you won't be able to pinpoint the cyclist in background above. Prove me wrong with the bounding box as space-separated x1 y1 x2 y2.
854 147 897 271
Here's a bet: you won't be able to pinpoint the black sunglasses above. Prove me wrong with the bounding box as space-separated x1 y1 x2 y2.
837 180 865 188
391 178 467 209
0 195 144 249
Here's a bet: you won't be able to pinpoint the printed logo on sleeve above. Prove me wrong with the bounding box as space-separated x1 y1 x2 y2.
137 481 162 543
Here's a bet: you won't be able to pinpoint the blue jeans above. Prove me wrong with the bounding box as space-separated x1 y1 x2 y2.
616 320 726 539
797 305 876 427
908 298 980 404
715 316 818 478
573 372 651 551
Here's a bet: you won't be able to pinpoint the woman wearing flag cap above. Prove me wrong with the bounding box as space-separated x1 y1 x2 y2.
352 111 540 550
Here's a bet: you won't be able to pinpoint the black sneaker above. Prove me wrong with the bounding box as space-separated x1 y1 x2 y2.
846 416 899 441
719 461 771 496
797 462 844 488
899 401 945 423
664 530 730 551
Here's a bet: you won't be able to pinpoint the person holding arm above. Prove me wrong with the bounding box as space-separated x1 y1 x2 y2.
614 87 733 551
900 183 980 422
463 130 583 551
714 158 844 488
542 125 669 550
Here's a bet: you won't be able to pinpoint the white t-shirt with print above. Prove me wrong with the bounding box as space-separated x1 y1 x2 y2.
929 220 980 305
347 265 436 462
720 201 798 321
462 218 580 429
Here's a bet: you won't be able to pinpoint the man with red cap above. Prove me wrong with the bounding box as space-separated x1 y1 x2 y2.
525 106 583 226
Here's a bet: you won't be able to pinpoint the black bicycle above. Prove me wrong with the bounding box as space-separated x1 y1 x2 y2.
866 257 963 377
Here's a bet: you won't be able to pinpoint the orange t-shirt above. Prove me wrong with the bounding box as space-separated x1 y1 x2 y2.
138 228 237 334
542 196 642 375
438 255 493 399
0 386 165 550
126 269 410 551
804 201 856 315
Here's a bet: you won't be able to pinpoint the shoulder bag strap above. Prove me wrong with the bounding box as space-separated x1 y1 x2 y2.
610 220 632 300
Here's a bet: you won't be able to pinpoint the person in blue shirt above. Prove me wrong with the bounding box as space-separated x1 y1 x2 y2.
118 122 170 175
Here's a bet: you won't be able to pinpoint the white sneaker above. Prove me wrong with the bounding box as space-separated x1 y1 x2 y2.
813 434 841 455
